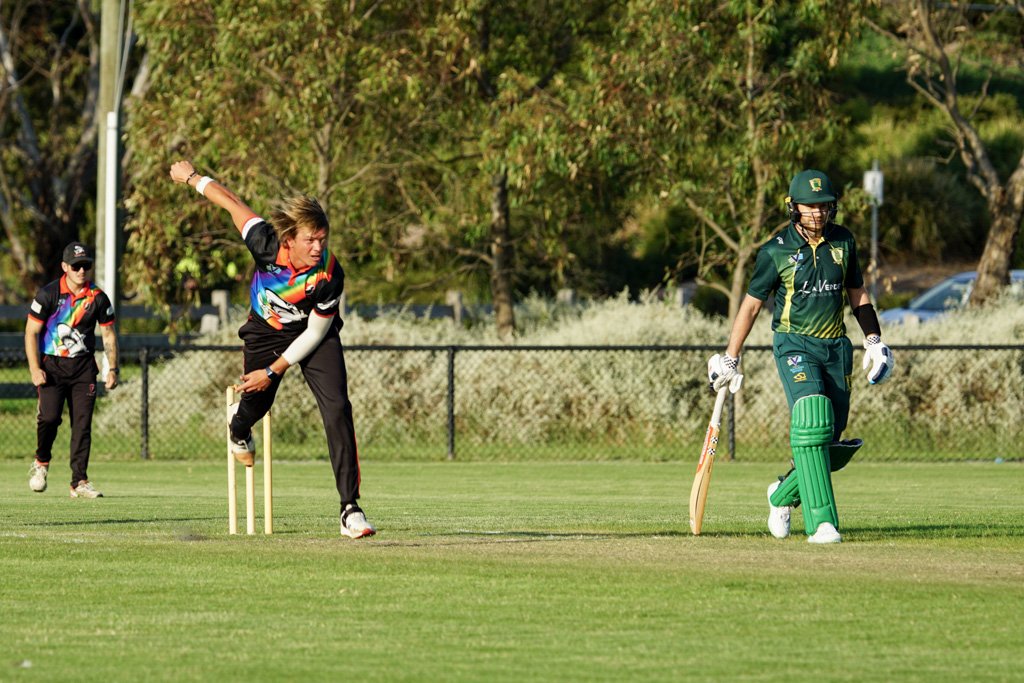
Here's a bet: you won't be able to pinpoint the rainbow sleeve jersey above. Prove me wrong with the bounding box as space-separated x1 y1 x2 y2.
241 217 344 337
29 276 115 357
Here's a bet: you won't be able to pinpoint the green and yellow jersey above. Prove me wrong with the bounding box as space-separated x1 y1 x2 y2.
747 223 864 339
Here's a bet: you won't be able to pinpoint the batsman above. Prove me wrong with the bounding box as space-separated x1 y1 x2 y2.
707 169 895 544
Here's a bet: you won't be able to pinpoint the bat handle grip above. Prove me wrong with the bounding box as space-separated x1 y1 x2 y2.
711 386 729 424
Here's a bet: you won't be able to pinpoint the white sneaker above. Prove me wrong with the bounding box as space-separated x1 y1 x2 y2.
227 401 255 466
70 480 103 499
340 504 376 539
228 432 255 466
807 522 841 544
766 481 791 539
29 461 49 493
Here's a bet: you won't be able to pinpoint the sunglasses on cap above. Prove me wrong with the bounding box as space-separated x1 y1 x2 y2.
69 262 92 272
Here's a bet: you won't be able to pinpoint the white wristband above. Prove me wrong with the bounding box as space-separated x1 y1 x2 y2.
195 176 214 196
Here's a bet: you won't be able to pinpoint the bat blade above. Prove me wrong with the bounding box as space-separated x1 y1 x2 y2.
688 387 729 536
688 422 720 535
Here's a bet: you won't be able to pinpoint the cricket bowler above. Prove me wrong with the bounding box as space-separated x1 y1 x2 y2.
169 160 375 539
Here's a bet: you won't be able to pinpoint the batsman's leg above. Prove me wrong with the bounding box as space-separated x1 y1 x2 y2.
829 439 862 472
790 394 839 537
770 439 863 508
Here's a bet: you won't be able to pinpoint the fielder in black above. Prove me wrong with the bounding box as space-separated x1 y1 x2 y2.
26 242 119 498
170 160 374 538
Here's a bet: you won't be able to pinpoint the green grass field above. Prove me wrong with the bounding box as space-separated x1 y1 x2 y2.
1 460 1022 682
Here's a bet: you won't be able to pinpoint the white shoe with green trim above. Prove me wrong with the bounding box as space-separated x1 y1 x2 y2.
808 522 841 544
766 481 791 539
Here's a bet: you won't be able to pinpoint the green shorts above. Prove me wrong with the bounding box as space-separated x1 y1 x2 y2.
772 332 853 441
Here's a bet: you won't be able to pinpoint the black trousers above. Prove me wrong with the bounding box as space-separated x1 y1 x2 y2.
36 355 98 486
230 321 361 510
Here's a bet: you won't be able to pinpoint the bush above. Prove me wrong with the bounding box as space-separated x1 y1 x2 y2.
89 291 1024 462
876 158 987 260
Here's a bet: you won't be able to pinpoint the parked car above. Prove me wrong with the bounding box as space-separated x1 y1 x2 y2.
879 270 1024 325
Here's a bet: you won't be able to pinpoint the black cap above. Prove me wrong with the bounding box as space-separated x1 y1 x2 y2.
62 242 93 267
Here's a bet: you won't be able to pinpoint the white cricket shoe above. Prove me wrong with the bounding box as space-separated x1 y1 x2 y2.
70 480 103 499
808 522 842 544
766 480 791 539
340 504 376 539
228 432 255 466
227 402 255 466
29 461 49 493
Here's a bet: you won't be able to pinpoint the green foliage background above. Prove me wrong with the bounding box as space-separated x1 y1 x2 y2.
2 1 1022 319
121 1 1024 320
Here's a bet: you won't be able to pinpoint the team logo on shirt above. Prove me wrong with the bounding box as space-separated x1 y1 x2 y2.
316 298 339 311
789 253 804 266
55 323 88 357
797 279 842 296
830 247 843 264
258 290 307 325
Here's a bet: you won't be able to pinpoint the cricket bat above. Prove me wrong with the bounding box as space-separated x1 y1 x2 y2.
689 386 729 535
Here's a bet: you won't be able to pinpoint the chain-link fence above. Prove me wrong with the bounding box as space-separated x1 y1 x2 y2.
1 344 1022 462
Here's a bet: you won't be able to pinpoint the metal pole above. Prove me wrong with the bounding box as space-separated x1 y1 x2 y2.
446 346 456 460
96 0 120 292
870 202 879 301
867 159 882 302
139 348 149 459
104 111 119 314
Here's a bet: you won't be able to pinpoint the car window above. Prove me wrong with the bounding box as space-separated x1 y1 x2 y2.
911 280 971 312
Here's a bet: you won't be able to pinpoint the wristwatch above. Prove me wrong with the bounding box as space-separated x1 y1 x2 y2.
265 366 277 380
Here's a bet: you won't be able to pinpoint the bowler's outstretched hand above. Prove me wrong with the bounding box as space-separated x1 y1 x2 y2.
169 160 197 184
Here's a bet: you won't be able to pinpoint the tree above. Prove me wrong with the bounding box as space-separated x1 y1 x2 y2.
125 0 442 322
0 0 101 296
869 0 1024 306
426 0 619 340
129 0 626 339
589 0 869 318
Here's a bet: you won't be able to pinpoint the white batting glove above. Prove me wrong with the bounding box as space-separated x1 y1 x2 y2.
862 335 894 385
708 353 744 393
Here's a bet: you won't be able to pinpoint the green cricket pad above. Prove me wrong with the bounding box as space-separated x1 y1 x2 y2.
771 438 862 508
829 438 862 472
790 395 838 535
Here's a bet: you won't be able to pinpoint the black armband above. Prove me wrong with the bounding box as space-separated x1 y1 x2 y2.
852 303 881 338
